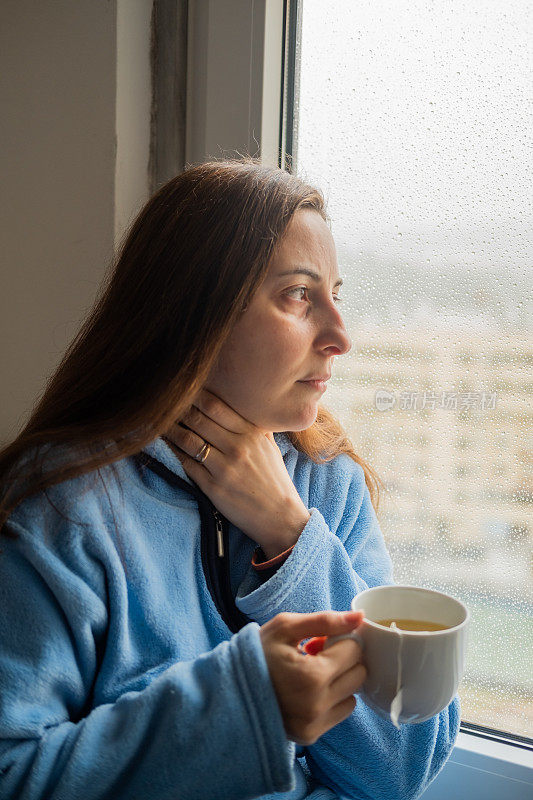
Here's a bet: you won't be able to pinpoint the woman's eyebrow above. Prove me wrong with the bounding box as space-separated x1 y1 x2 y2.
277 267 343 288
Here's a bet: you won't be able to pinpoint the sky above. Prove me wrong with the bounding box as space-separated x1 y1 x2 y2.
295 0 532 283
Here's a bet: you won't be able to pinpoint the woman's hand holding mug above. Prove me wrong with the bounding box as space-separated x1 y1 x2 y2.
259 609 365 746
304 585 470 727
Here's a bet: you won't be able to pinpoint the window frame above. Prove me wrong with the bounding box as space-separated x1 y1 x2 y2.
183 0 533 795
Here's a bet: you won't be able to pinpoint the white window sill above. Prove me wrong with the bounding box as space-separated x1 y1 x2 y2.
421 729 533 798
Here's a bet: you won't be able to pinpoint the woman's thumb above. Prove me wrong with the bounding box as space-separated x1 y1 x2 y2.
281 609 364 644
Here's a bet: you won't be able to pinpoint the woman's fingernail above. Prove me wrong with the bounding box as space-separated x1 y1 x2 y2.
303 636 327 655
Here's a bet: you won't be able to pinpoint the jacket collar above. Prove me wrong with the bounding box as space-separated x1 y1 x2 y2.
141 431 294 485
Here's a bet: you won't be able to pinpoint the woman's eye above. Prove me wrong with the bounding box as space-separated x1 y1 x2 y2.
286 286 344 304
286 286 309 301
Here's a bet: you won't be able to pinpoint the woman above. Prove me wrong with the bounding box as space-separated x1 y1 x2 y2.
0 158 460 800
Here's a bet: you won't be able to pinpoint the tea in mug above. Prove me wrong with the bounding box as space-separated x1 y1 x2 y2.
375 618 450 632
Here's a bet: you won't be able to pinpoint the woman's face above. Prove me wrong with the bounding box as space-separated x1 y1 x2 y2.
205 208 352 433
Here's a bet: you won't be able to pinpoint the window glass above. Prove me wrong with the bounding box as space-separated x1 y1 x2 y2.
293 0 532 739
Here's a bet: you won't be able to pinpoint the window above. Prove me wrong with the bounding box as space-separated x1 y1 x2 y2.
290 0 532 750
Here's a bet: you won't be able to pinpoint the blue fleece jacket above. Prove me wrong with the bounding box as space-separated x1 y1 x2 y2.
0 432 460 800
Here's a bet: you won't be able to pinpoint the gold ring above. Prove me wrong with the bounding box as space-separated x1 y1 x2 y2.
194 441 211 463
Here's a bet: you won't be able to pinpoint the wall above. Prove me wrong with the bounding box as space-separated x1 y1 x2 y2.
0 0 153 444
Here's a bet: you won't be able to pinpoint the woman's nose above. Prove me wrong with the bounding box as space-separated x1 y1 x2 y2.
319 305 352 355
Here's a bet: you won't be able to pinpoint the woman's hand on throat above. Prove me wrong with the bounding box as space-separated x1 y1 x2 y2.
163 389 310 557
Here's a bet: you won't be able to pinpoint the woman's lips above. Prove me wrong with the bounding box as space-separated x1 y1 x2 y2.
298 379 328 392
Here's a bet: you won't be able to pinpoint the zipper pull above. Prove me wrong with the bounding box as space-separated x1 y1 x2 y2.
213 510 224 558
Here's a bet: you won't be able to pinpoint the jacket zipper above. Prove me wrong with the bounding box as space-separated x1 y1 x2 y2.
213 510 224 558
135 451 252 632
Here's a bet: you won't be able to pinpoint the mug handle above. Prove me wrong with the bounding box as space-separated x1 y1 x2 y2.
300 631 365 655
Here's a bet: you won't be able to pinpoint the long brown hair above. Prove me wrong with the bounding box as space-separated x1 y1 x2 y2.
0 157 384 539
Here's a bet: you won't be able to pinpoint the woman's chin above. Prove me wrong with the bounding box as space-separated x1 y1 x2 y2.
278 406 319 432
251 394 319 433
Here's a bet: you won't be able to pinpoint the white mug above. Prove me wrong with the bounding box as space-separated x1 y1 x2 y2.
323 585 470 727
